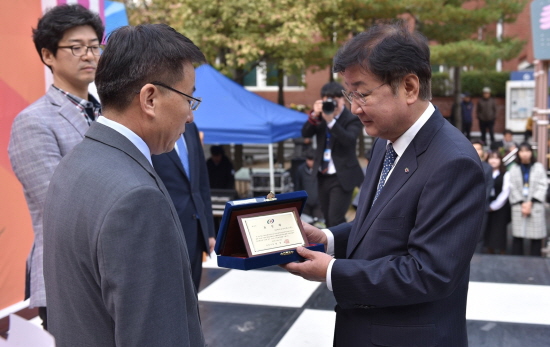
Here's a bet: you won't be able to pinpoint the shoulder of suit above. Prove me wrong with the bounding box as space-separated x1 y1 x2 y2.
12 93 61 128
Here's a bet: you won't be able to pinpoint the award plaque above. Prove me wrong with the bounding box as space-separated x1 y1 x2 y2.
214 191 325 270
237 207 307 257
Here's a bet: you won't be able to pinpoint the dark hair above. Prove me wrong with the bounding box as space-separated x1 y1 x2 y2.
486 151 506 175
210 145 225 156
321 82 344 98
333 21 432 100
32 4 104 70
304 148 315 160
504 129 513 136
471 140 485 148
95 24 206 111
515 142 536 165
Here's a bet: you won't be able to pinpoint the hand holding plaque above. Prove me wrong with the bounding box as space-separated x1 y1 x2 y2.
237 207 308 257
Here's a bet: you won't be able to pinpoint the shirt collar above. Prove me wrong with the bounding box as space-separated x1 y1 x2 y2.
96 116 153 167
388 102 435 157
52 85 95 108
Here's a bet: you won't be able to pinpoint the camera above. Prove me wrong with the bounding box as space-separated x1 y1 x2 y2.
322 98 338 115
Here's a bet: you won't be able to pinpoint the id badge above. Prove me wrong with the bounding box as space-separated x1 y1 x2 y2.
323 148 331 162
523 185 529 197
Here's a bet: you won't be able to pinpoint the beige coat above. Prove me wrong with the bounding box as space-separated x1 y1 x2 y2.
509 162 548 239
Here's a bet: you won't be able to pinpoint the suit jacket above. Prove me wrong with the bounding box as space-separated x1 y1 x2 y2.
302 107 364 191
151 123 215 267
8 85 90 308
43 123 204 347
329 109 485 347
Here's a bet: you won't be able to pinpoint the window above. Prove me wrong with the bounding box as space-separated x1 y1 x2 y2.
244 62 304 91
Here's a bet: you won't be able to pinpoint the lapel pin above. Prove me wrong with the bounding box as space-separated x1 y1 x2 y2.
405 168 409 173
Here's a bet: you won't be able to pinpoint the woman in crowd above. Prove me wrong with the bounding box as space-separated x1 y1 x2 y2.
484 151 511 254
508 143 548 256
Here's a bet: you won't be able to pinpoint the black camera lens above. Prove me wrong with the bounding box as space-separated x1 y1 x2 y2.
322 98 337 114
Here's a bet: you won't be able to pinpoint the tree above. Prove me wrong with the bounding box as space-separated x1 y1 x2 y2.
409 0 528 128
305 0 408 79
124 0 326 166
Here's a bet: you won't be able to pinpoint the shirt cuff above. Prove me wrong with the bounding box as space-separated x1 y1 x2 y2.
321 228 335 255
326 258 336 291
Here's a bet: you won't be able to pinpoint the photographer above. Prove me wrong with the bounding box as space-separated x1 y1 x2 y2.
302 81 364 227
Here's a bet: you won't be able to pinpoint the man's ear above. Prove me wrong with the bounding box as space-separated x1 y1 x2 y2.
402 74 420 105
41 48 54 67
139 83 159 119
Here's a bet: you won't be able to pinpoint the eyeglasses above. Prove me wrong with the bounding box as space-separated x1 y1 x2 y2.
58 45 101 57
342 83 386 105
151 82 202 111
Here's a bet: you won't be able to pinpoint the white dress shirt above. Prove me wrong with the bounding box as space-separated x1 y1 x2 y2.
96 116 153 167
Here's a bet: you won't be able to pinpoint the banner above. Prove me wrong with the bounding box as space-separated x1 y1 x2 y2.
0 0 104 313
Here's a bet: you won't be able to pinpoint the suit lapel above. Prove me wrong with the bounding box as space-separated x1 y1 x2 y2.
346 138 385 256
184 125 199 183
346 110 445 257
167 149 187 178
46 86 89 136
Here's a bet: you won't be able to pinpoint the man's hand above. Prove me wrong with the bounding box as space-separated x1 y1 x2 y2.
280 246 333 282
301 221 327 246
521 201 532 217
312 99 323 116
208 237 216 254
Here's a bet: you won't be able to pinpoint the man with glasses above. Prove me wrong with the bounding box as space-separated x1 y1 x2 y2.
283 22 485 347
42 24 206 346
302 82 364 227
8 4 103 330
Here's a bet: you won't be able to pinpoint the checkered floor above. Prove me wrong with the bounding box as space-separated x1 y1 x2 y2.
198 253 550 347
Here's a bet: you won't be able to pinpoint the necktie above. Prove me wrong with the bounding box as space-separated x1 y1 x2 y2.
176 136 190 180
372 143 397 205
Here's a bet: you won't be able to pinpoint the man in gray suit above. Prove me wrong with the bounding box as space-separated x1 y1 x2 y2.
8 4 104 329
43 24 206 346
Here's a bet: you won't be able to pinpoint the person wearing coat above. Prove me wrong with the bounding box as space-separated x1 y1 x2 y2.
508 142 548 256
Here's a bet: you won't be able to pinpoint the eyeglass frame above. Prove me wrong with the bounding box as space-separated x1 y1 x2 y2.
150 82 202 111
57 45 102 57
341 82 386 105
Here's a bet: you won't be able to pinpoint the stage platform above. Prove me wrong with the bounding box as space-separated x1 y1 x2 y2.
198 253 550 347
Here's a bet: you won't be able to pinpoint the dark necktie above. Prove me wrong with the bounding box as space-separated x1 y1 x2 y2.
372 143 397 205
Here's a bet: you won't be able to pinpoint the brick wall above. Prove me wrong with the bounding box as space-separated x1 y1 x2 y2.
432 96 508 134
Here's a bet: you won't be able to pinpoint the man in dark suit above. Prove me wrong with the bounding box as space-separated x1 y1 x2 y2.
302 82 364 227
152 124 216 291
43 24 206 346
283 22 485 347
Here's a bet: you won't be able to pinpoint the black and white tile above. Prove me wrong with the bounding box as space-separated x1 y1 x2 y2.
199 254 550 347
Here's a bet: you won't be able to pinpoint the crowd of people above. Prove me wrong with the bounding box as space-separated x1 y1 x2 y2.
6 4 549 347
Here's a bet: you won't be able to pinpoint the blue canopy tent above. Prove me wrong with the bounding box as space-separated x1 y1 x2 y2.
194 64 307 143
104 1 129 36
193 64 308 191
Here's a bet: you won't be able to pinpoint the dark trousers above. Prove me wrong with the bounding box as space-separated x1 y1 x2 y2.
302 203 324 221
317 173 353 228
462 122 472 140
512 237 542 256
479 120 495 145
38 306 47 330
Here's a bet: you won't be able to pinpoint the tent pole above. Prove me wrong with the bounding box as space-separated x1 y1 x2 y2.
268 143 275 193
